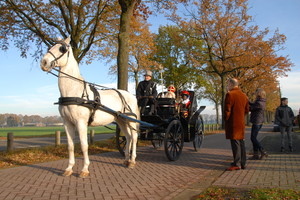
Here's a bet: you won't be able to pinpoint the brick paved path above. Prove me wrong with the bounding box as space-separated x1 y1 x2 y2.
213 131 300 191
1 127 299 200
0 142 232 200
213 154 300 190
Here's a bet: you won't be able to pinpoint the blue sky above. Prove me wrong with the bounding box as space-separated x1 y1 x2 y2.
0 0 299 116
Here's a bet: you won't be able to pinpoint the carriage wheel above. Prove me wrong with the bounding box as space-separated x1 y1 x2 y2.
164 120 184 161
151 139 163 149
193 117 204 151
116 125 126 156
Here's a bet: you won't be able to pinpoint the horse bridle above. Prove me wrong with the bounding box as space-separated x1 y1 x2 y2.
47 40 70 69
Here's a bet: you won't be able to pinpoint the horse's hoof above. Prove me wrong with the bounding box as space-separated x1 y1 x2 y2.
79 171 90 178
128 162 136 169
62 170 73 177
124 160 130 167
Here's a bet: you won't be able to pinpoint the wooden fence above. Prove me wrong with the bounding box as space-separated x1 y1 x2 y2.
4 111 276 151
4 130 97 152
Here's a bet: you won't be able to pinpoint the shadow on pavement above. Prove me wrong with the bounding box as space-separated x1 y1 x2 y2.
261 133 300 153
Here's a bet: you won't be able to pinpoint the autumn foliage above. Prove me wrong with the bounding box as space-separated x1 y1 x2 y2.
0 0 293 121
165 0 292 125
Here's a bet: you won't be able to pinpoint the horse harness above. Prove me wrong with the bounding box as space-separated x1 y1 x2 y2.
55 84 137 126
48 40 137 126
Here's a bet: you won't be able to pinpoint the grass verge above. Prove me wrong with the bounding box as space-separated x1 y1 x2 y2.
0 126 115 138
0 137 150 169
192 186 300 200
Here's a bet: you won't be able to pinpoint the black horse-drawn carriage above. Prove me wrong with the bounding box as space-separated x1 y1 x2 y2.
116 91 206 161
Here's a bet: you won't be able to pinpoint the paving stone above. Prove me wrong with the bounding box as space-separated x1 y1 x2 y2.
1 126 299 200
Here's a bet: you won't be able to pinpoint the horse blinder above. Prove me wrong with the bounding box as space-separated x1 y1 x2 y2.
59 44 68 54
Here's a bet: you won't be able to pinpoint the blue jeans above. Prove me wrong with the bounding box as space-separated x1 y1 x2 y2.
280 126 293 148
251 124 263 152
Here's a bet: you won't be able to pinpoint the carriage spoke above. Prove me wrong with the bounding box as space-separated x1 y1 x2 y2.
175 142 181 150
164 120 184 161
193 117 204 151
172 146 176 158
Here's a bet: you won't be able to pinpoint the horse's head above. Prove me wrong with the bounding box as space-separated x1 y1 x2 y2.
40 36 71 72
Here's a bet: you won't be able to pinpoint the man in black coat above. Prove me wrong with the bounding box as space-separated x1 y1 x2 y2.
136 70 157 115
275 97 295 152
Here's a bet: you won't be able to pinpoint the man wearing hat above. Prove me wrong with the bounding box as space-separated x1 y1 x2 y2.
136 70 158 115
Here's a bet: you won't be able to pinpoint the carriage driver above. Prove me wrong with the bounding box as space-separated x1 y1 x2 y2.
136 70 158 115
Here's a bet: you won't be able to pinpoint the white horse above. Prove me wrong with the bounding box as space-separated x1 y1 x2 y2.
40 37 139 178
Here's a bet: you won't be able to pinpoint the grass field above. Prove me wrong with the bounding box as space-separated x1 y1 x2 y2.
0 125 116 137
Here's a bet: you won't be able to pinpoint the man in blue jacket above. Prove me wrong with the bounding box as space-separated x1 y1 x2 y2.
275 97 295 152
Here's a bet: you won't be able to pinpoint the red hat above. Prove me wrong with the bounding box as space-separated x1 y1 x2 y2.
168 85 176 93
181 90 190 96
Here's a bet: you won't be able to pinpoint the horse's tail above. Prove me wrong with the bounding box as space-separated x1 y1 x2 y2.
135 101 140 131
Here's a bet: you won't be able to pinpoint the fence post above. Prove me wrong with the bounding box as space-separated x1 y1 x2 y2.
90 129 95 145
55 131 61 146
7 132 14 152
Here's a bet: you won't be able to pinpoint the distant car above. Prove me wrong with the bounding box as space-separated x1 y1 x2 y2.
273 122 295 132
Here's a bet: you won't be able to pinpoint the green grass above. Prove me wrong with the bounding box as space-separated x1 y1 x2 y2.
192 186 300 200
0 125 116 137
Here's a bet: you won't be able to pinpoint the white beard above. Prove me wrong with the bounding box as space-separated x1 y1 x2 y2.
182 98 190 104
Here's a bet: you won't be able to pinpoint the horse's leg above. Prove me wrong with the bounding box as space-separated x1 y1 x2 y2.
63 121 76 176
77 121 90 178
117 120 131 166
127 122 138 169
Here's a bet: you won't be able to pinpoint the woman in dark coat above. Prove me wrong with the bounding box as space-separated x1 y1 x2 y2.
249 88 267 160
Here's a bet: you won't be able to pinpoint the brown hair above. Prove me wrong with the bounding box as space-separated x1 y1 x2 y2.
256 88 266 99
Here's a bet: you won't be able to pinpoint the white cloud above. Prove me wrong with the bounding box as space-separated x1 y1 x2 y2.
278 71 300 111
0 84 60 116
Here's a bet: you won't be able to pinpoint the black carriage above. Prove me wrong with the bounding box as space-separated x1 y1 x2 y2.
116 91 206 161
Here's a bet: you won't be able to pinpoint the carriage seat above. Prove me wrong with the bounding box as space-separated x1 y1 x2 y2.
156 98 175 106
156 98 176 119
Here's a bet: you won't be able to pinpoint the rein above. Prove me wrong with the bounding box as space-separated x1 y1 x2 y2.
50 68 111 90
49 68 134 114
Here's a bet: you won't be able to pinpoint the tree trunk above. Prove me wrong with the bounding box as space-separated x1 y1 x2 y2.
220 74 227 129
117 0 137 90
215 102 220 125
134 70 139 90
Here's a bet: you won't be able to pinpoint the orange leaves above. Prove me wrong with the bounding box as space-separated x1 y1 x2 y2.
166 0 292 120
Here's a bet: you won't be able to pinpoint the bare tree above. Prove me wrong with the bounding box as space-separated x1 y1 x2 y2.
0 0 119 63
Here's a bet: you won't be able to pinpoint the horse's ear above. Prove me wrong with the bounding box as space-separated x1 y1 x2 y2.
65 36 71 45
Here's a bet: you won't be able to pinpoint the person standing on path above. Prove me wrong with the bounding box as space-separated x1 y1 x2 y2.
275 97 295 152
224 78 249 171
249 88 268 160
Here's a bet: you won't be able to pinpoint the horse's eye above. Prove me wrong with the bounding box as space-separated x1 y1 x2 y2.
59 45 67 53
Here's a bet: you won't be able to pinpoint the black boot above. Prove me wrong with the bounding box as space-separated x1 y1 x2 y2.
249 151 259 160
281 147 285 152
259 149 268 159
289 146 294 152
